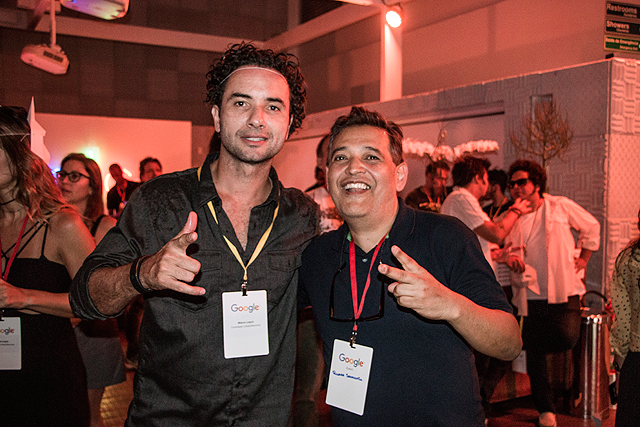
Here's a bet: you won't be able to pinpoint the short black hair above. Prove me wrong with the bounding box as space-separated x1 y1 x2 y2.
139 157 161 177
487 169 508 193
425 160 450 176
451 155 491 187
507 159 547 196
317 134 330 162
205 42 306 136
328 106 404 165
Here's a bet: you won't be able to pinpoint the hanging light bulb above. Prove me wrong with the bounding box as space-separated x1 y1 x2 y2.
386 7 402 28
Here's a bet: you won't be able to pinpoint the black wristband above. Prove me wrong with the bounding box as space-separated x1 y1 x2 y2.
130 256 152 293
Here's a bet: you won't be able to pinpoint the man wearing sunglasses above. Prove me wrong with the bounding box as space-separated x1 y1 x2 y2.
298 106 522 426
502 159 600 427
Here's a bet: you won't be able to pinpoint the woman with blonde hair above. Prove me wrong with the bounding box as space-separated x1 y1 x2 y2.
59 153 126 427
0 106 95 425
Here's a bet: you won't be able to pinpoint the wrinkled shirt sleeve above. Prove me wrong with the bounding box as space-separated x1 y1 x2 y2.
70 187 160 320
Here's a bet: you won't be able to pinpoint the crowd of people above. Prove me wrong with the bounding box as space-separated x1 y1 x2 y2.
0 41 635 427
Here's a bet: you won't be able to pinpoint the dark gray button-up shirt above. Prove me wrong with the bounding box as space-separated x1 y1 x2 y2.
70 153 319 426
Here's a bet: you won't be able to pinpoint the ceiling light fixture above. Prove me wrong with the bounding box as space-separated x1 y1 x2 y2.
385 6 402 28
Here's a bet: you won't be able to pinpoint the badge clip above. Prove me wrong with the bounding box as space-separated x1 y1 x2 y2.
349 327 357 348
241 282 248 297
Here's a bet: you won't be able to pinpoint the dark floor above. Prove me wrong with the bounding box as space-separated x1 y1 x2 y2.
488 396 615 427
101 374 617 427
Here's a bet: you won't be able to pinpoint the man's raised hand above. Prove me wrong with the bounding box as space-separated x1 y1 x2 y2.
138 211 204 295
379 245 460 322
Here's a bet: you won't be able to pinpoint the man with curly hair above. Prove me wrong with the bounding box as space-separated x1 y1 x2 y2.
503 159 600 427
70 43 319 426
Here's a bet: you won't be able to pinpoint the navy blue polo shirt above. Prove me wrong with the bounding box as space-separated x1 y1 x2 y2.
299 199 513 427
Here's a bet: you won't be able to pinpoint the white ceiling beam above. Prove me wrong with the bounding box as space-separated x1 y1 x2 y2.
266 3 379 51
10 3 381 54
33 15 252 52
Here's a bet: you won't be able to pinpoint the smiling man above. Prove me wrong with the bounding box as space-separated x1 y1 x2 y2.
298 106 522 426
70 43 319 426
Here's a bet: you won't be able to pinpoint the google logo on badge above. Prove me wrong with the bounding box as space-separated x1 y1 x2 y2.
339 353 364 368
231 303 259 313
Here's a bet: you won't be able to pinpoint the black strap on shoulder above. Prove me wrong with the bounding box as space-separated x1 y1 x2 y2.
90 215 106 237
39 221 49 257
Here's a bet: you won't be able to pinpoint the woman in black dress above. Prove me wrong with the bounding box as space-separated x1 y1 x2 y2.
0 106 95 426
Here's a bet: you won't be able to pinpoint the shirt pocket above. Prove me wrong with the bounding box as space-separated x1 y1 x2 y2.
259 250 302 306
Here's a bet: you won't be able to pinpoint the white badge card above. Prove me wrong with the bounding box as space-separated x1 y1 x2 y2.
222 290 269 359
325 339 373 416
0 317 21 370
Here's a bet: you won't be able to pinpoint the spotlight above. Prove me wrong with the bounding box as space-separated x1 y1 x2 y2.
386 7 402 28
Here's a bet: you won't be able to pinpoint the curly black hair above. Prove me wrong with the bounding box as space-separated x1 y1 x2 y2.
205 42 307 136
507 159 547 196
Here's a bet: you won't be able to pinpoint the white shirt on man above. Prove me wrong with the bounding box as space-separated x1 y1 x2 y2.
441 186 496 272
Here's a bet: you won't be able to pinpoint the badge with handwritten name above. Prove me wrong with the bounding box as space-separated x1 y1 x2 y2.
222 290 269 359
325 339 373 416
0 317 21 370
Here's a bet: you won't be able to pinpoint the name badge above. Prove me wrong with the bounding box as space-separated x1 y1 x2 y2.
222 290 269 359
325 339 373 416
0 317 21 370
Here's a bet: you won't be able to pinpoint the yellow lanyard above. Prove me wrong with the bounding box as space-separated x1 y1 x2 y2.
198 165 279 294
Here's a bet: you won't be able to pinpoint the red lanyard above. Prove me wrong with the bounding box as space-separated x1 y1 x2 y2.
1 216 29 281
348 233 386 338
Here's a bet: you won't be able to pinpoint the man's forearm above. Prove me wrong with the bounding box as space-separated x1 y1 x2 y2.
448 295 522 361
88 264 140 316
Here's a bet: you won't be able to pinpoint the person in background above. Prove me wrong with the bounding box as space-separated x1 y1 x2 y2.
0 106 95 426
440 156 530 420
58 153 127 427
106 163 140 217
299 106 521 426
69 42 319 425
304 135 330 193
139 157 163 183
404 160 450 212
504 159 600 427
305 134 343 234
441 156 530 273
482 169 513 220
295 134 343 427
610 208 640 427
